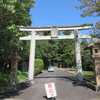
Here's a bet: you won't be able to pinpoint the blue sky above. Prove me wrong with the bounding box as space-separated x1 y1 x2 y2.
29 0 100 34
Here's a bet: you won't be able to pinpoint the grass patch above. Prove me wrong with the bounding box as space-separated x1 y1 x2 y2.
82 71 94 78
69 70 94 77
67 70 94 78
66 69 95 83
17 70 28 80
0 70 28 92
77 71 93 77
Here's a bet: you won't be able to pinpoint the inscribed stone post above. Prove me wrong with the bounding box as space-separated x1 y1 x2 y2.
74 29 83 81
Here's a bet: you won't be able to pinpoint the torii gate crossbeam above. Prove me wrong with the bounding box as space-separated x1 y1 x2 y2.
18 23 93 82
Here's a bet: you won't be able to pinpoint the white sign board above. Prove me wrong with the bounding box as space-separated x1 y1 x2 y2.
45 82 57 98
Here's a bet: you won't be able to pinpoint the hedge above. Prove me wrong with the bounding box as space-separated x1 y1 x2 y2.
34 59 44 75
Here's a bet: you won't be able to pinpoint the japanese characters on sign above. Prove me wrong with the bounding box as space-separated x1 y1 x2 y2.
45 82 57 98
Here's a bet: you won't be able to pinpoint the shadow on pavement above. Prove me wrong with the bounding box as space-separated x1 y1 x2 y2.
0 82 32 99
35 75 95 91
43 96 56 100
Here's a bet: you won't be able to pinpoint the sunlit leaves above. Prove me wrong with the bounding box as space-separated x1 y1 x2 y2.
80 39 93 70
75 0 100 17
0 0 35 59
75 0 100 37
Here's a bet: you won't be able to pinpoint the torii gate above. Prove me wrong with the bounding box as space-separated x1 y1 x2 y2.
18 23 93 82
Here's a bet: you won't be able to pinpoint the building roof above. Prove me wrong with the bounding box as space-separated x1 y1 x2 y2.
84 38 100 50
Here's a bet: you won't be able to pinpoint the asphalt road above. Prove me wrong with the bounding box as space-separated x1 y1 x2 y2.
0 69 100 100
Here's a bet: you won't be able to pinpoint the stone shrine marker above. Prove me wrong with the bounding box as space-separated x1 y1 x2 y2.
85 38 100 91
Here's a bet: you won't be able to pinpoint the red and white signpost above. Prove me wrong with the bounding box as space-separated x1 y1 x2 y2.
45 82 57 98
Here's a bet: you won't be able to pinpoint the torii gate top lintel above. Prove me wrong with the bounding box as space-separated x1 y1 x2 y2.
18 23 93 32
18 23 93 40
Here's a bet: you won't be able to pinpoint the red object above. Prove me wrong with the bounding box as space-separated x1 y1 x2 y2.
48 84 52 88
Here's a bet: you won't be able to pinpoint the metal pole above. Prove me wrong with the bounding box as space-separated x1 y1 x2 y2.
28 31 36 81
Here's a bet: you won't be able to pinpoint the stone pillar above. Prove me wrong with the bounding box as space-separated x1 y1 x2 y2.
74 29 83 81
8 51 21 88
92 57 100 91
28 31 36 81
93 59 100 86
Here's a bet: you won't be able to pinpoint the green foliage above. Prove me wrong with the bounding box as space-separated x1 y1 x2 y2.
20 41 30 60
35 59 44 72
71 70 94 77
90 21 100 38
35 37 58 67
0 68 43 92
0 0 35 70
36 40 48 59
34 68 40 76
80 39 93 71
75 0 100 17
72 66 76 69
17 70 28 80
75 0 100 37
56 31 75 67
0 0 34 62
35 31 75 68
82 59 93 71
83 71 94 78
0 70 29 92
0 70 10 91
0 70 10 87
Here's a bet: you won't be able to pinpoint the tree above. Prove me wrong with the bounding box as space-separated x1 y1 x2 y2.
0 0 35 70
35 31 75 69
56 31 75 68
75 0 100 37
75 0 100 17
35 40 58 68
91 21 100 38
80 39 93 71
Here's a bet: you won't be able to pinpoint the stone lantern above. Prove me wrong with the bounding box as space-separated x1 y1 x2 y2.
8 47 22 90
85 38 100 91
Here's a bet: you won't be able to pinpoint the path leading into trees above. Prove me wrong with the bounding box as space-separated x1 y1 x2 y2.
0 69 100 100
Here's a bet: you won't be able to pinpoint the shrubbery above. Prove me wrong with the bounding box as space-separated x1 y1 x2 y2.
82 60 93 71
34 59 44 75
34 68 40 76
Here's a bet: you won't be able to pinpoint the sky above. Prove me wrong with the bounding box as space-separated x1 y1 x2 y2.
29 0 100 35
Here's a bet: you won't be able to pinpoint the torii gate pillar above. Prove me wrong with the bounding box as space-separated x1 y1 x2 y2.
28 31 36 81
74 29 83 81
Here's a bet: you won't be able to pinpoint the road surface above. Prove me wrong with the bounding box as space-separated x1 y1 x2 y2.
0 69 100 100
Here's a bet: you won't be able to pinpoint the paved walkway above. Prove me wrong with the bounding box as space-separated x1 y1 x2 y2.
0 69 100 100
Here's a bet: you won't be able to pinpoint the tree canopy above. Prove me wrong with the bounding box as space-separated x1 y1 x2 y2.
80 39 93 71
35 31 75 68
75 0 100 37
0 0 34 57
75 0 100 17
0 0 34 69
